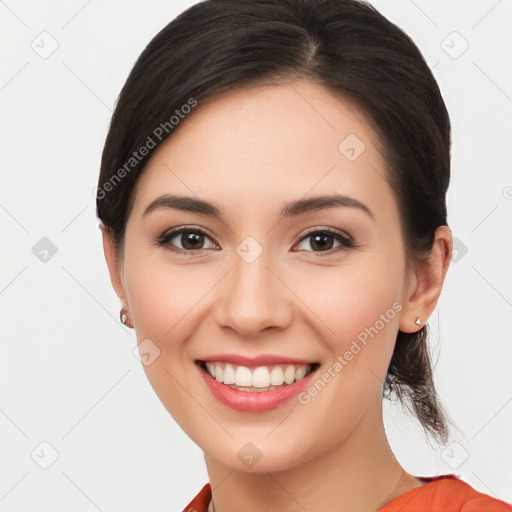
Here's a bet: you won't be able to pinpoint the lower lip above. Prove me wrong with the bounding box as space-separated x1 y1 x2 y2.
197 362 318 412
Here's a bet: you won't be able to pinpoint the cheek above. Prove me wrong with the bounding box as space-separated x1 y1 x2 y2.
124 250 207 343
126 269 174 339
292 255 404 353
122 253 209 422
290 262 404 442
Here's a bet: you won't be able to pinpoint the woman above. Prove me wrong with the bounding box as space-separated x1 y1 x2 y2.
96 0 511 510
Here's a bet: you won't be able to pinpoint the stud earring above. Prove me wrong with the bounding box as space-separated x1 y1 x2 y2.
415 317 422 326
120 308 133 328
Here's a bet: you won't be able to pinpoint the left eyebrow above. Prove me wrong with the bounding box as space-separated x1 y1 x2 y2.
142 193 375 222
278 194 375 222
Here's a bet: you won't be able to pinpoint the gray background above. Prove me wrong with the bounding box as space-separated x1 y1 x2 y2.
1 0 511 510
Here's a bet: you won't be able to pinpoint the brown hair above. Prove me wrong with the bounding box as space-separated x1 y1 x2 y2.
97 0 452 443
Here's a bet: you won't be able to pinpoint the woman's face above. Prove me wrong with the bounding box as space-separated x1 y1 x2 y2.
106 79 421 472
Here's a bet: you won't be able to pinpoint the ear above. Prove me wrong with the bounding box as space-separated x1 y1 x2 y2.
100 222 127 305
399 225 452 333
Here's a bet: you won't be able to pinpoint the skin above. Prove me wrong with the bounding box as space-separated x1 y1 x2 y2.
101 79 452 511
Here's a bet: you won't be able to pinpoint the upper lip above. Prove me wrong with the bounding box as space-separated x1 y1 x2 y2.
196 354 318 367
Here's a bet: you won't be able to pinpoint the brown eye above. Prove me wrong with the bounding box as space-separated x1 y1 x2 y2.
157 227 217 254
295 229 355 253
177 231 206 250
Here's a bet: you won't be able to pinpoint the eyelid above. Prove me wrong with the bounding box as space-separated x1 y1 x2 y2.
292 226 356 252
159 224 216 241
297 226 353 243
156 225 356 255
156 225 219 253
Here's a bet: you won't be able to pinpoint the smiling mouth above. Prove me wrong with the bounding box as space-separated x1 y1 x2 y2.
197 360 320 392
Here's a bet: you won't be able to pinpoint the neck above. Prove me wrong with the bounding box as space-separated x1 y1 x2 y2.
204 397 422 512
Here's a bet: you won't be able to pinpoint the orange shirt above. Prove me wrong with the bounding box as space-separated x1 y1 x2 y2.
182 475 511 512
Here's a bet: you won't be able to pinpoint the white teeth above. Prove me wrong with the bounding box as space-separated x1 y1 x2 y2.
295 365 307 381
203 361 314 389
252 367 271 388
284 365 295 384
235 366 252 387
205 362 215 378
270 366 285 386
223 363 236 385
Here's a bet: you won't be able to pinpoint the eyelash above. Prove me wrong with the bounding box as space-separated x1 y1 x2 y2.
156 225 358 256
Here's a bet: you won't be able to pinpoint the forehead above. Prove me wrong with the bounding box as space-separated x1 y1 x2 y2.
130 80 397 226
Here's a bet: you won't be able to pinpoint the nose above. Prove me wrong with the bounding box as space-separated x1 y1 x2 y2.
214 247 293 338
